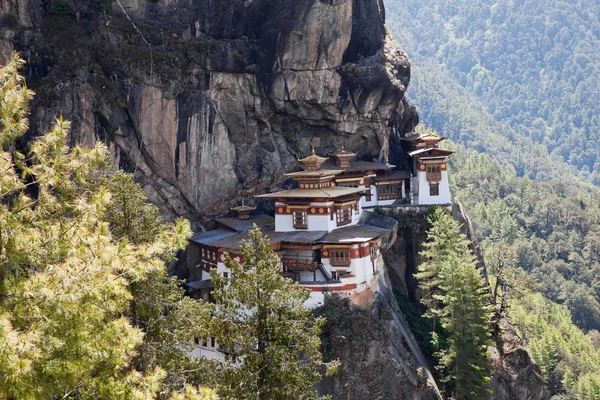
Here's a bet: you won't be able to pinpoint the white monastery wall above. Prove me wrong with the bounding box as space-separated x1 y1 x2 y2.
417 171 451 205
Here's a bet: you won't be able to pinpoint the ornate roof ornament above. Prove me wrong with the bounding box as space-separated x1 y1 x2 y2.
231 199 256 219
298 146 328 171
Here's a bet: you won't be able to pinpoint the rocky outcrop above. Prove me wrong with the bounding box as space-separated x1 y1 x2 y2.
488 319 548 400
315 276 440 400
1 0 417 227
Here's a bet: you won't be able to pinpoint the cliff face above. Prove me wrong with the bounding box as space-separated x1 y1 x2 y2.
315 279 440 400
1 0 417 226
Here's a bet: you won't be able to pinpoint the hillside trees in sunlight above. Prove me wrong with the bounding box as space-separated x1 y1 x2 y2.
0 53 215 399
416 208 492 399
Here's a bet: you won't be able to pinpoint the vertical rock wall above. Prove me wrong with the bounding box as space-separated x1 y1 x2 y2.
1 0 417 227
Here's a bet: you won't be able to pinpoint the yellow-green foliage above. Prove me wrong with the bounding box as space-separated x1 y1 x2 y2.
0 54 213 399
510 292 600 400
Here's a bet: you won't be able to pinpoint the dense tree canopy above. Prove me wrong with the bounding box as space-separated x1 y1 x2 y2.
0 53 214 399
387 0 600 183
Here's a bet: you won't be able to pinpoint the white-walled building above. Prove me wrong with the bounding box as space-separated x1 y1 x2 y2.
184 133 452 360
404 131 454 205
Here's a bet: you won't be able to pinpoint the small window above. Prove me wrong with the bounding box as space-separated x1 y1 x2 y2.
329 250 351 266
223 272 229 279
370 243 378 259
210 336 216 348
336 206 352 226
378 184 399 200
293 210 307 229
430 183 439 196
426 164 442 182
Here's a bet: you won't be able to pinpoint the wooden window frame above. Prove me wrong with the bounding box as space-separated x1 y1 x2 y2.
329 250 351 267
426 164 442 182
378 184 400 200
336 206 352 226
429 183 439 196
293 209 308 229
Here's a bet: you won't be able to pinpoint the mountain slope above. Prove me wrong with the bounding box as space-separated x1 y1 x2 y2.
386 0 600 183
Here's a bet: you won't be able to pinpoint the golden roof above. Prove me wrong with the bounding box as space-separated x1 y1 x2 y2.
420 131 445 141
329 144 356 159
298 146 328 164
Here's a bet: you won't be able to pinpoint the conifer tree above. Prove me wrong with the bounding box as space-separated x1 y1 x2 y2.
416 207 492 399
0 54 214 399
209 227 334 400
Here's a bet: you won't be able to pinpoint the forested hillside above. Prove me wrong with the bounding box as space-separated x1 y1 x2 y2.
386 0 600 183
385 1 600 397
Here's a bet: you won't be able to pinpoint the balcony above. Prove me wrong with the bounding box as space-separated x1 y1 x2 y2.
282 257 319 272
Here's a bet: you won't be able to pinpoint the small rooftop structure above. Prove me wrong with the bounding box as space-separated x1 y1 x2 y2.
230 200 256 220
216 214 274 231
298 146 328 171
329 145 356 169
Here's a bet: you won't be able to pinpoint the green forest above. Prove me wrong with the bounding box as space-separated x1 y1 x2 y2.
387 0 600 183
385 1 600 398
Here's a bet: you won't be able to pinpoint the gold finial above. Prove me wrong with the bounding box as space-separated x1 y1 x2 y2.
311 145 316 155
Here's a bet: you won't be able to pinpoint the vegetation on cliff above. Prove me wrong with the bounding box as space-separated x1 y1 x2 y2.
0 55 331 399
449 144 600 398
415 208 492 399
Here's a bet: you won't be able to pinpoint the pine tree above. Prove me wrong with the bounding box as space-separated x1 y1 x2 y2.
209 227 333 400
0 54 214 399
416 207 492 399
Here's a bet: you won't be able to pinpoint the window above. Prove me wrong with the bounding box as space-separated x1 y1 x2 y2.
370 243 378 260
293 210 307 229
329 250 351 266
430 183 439 196
426 164 442 182
336 206 352 226
378 184 400 200
223 272 229 279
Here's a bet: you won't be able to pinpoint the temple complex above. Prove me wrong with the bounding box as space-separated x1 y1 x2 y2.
185 129 453 359
185 129 452 302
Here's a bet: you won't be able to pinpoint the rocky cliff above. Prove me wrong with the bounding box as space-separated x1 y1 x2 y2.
1 0 417 226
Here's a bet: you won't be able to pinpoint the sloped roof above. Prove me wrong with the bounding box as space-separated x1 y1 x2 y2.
255 187 368 199
216 214 275 232
408 148 454 157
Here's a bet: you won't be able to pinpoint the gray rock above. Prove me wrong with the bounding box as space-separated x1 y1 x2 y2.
2 0 417 228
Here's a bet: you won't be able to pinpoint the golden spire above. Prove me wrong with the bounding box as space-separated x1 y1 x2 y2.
298 146 327 171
